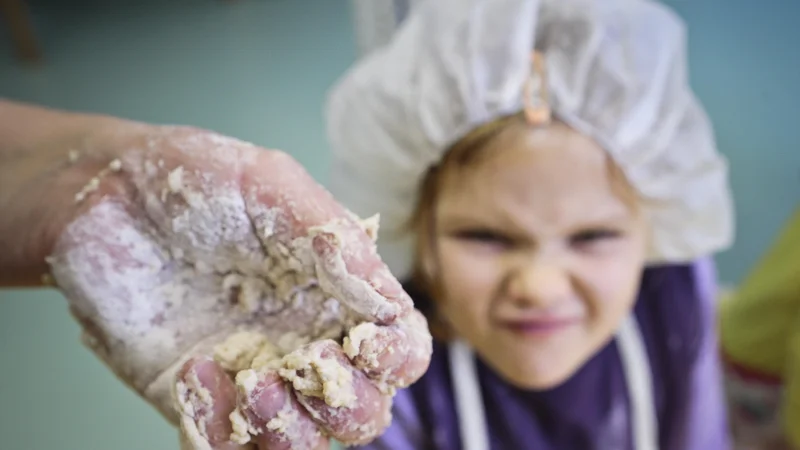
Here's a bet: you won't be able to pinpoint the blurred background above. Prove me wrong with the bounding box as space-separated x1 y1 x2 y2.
0 0 798 448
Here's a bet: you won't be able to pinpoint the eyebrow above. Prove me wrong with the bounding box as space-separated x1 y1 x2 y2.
436 211 525 236
438 209 633 233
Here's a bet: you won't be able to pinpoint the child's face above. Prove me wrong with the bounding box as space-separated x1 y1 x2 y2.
430 121 647 389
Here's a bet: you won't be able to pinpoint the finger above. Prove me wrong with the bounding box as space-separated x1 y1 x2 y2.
344 309 433 389
279 340 392 446
231 370 329 450
242 151 412 324
310 226 410 324
175 357 252 450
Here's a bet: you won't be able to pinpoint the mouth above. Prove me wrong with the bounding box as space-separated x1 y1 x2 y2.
498 317 580 337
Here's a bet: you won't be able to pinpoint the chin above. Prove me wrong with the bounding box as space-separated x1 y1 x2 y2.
487 351 584 391
473 329 600 391
502 365 577 390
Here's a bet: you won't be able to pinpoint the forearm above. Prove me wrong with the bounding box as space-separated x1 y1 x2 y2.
0 100 127 286
0 100 89 155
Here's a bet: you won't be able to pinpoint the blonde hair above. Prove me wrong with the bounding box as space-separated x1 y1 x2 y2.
406 113 639 340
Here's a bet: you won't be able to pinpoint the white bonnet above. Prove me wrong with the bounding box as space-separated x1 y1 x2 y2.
327 0 734 279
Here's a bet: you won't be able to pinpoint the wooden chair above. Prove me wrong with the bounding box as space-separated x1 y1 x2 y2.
1 0 43 63
1 0 242 64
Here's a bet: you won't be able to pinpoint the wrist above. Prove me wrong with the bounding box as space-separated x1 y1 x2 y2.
0 101 143 286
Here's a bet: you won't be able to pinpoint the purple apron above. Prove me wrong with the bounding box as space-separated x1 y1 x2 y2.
359 259 732 450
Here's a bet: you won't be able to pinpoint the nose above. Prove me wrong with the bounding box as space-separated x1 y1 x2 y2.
505 257 572 309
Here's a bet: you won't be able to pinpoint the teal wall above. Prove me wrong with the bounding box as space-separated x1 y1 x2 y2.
0 1 352 449
662 0 800 285
0 0 797 449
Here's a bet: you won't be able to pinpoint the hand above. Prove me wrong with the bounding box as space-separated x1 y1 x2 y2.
3 112 432 448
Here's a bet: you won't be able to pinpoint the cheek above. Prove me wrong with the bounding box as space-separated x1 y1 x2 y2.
435 240 501 324
576 243 645 320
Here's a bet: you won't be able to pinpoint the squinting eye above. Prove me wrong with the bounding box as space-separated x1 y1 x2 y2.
570 229 621 246
454 229 513 247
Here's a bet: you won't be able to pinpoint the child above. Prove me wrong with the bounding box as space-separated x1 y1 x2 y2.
326 0 735 449
721 208 800 450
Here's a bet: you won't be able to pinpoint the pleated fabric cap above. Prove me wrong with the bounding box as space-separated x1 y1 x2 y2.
327 0 734 279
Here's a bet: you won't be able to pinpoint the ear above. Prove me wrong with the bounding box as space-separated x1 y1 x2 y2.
422 249 436 281
418 229 439 282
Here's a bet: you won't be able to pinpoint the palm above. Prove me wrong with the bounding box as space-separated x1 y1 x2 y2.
48 126 431 449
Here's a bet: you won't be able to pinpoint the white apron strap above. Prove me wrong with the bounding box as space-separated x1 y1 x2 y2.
450 339 491 450
448 315 658 450
617 315 659 450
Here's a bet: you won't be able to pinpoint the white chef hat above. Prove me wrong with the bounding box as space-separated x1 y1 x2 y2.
327 0 734 279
